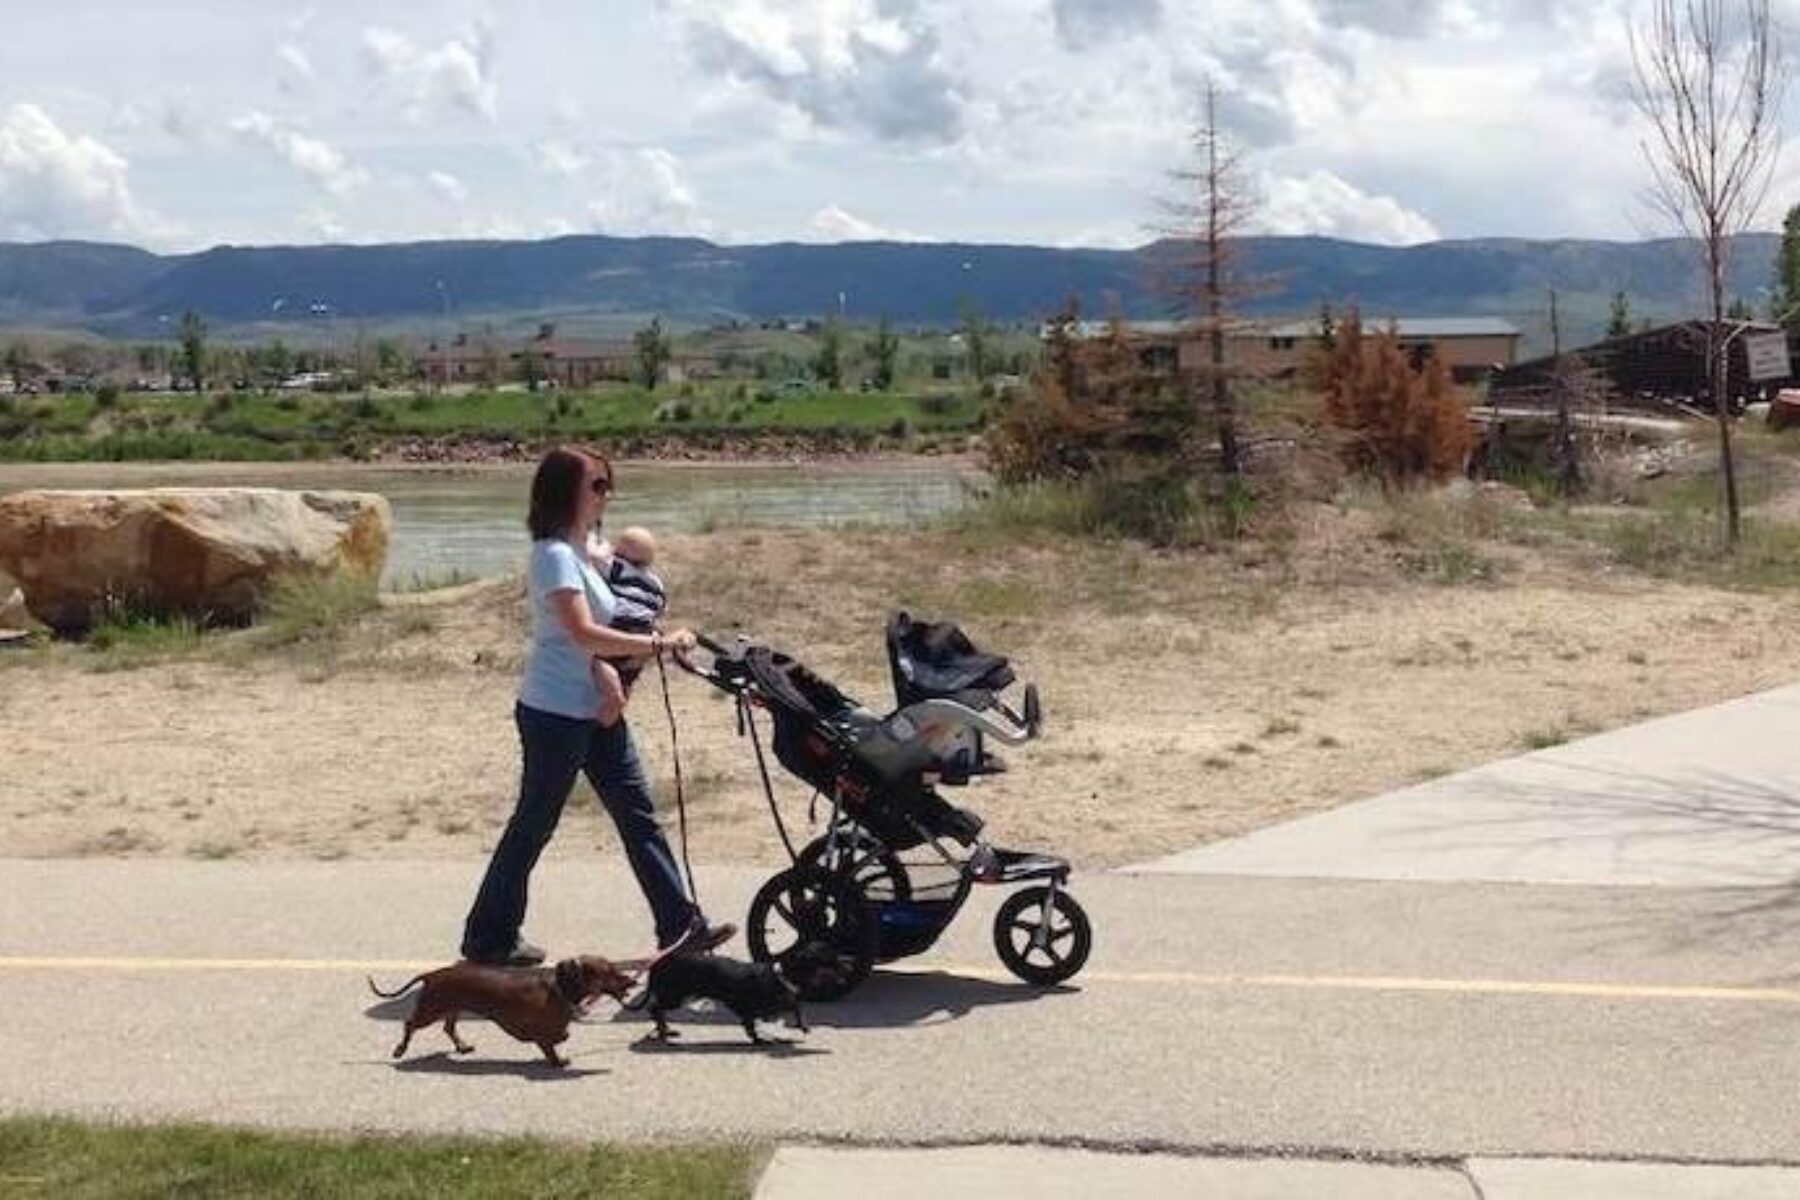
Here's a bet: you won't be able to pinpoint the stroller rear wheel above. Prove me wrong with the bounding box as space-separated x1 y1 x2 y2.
993 885 1091 987
747 865 878 1002
796 827 911 903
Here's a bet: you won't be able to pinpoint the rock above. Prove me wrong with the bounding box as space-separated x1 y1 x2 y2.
0 586 30 630
1768 389 1800 431
0 489 391 632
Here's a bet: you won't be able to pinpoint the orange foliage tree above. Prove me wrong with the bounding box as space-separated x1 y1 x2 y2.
987 305 1197 485
1313 311 1475 485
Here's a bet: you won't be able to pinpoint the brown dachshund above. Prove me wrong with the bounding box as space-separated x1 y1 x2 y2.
369 955 633 1067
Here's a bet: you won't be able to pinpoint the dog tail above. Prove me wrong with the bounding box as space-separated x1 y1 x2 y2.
366 973 427 1000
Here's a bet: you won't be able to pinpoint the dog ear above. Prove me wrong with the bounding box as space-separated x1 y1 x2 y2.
554 958 582 998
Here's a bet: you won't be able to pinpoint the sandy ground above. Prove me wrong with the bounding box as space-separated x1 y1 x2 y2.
5 516 1800 869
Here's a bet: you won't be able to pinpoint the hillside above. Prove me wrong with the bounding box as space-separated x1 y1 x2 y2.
0 232 1781 351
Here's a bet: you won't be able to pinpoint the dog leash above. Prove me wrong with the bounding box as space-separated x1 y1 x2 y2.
653 645 700 907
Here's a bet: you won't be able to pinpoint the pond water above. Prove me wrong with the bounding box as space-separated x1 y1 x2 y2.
0 459 977 588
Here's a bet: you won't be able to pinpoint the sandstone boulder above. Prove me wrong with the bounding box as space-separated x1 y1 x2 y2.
0 489 391 632
1768 389 1800 431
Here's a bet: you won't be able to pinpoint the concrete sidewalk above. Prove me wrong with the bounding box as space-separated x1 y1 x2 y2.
756 1146 1800 1199
1133 682 1800 886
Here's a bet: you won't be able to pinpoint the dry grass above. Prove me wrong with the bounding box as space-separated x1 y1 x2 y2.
11 490 1800 867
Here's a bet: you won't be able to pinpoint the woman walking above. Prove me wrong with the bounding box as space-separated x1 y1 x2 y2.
461 446 732 965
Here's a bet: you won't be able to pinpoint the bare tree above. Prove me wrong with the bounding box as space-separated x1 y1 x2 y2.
1161 78 1260 476
1630 0 1786 545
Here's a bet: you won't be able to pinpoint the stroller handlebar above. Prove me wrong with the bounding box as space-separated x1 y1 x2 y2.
896 698 1039 746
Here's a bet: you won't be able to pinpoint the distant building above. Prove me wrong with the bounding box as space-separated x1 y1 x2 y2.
1489 320 1792 414
1052 316 1522 385
422 324 716 388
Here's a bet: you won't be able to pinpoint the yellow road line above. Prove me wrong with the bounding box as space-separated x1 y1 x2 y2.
0 957 442 972
884 962 1800 1004
2 955 1798 1006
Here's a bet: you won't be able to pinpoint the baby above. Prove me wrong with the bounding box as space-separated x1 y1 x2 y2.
589 525 668 728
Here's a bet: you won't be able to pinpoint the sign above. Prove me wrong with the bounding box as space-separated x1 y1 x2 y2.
1745 331 1792 382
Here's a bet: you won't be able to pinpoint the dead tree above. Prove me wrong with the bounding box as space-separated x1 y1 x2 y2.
1630 0 1786 546
1160 79 1261 476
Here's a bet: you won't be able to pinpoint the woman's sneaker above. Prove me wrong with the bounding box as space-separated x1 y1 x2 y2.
664 913 737 955
463 936 546 968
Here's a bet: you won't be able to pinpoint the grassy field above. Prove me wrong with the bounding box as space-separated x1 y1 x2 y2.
0 1116 761 1199
0 382 992 462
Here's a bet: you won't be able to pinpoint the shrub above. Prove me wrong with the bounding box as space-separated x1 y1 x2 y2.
257 570 380 646
94 383 121 409
1315 310 1475 485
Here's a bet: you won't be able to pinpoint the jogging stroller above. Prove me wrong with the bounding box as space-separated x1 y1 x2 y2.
679 613 1092 1000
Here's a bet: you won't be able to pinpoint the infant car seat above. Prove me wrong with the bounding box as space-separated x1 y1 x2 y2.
884 611 1014 784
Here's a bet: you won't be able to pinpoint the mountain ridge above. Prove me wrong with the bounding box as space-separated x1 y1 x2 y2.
0 232 1783 352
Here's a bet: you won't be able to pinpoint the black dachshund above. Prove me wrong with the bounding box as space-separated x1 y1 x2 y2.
633 953 807 1044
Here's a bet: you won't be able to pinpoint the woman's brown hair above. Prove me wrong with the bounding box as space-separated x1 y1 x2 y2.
526 446 612 540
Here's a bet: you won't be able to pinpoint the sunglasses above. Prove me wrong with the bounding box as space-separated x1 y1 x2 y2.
590 476 614 497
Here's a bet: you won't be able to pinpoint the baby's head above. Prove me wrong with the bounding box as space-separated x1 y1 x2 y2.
614 525 657 567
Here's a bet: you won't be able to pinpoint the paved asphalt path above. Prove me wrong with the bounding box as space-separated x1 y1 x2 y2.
6 857 1800 1163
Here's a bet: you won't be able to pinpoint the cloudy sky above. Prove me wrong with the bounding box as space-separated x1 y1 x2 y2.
0 0 1793 252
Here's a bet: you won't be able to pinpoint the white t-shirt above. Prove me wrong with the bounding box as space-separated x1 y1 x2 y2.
517 537 618 719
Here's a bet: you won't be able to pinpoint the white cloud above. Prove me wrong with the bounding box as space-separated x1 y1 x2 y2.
229 111 367 197
277 43 315 92
160 95 203 144
1256 168 1440 244
531 138 587 177
804 204 912 241
298 206 348 242
361 24 499 123
1052 0 1165 48
425 169 467 204
584 147 706 235
670 0 964 143
0 103 152 241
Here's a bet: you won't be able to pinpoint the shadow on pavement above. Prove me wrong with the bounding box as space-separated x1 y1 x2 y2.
386 1050 607 1080
1391 760 1800 972
627 1036 827 1058
603 966 1071 1036
807 969 1073 1028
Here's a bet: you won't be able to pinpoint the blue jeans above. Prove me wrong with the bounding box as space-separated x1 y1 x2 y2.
462 702 697 955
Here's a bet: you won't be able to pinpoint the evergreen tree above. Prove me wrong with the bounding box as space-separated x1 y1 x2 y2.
1776 202 1800 327
868 318 900 391
634 317 672 390
813 320 844 389
1607 291 1633 338
179 310 207 392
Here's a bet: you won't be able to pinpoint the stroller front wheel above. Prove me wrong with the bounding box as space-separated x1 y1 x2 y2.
993 885 1091 987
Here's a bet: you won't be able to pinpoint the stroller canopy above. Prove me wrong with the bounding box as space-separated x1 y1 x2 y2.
886 612 1015 710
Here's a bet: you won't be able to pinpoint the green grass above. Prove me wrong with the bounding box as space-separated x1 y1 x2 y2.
87 607 204 656
945 475 1255 548
0 1116 760 1199
0 383 991 462
255 570 381 647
